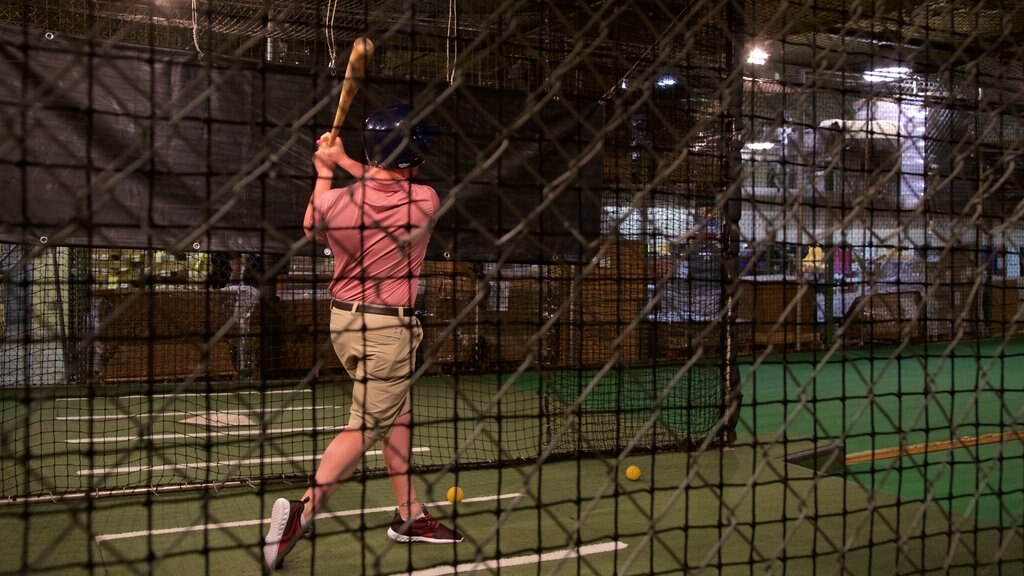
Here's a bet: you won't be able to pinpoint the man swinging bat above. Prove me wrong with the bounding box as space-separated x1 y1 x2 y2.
262 39 461 572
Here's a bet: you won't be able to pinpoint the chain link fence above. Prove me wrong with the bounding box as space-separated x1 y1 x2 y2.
1 1 1022 574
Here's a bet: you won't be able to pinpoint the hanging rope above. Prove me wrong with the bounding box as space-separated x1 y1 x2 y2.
602 1 696 101
191 0 204 58
446 0 458 84
324 0 339 73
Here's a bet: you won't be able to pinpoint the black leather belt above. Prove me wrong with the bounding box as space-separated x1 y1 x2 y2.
332 299 413 317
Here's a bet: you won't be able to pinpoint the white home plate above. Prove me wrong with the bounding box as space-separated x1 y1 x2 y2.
179 412 255 427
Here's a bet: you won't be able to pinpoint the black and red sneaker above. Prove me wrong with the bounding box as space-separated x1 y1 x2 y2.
387 510 464 544
263 498 309 570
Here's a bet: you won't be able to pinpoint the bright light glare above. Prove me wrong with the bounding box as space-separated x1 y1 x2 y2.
747 48 769 65
744 142 775 150
863 66 912 83
656 75 678 88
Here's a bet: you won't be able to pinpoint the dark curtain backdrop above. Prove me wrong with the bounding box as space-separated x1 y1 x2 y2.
0 25 603 263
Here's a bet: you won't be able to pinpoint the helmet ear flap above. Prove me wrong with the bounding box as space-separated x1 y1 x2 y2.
362 103 434 169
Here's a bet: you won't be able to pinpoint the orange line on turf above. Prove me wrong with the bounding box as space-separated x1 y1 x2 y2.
844 431 1024 465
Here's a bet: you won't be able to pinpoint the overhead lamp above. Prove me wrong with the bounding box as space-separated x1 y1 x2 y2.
656 75 678 88
747 48 769 65
863 66 913 83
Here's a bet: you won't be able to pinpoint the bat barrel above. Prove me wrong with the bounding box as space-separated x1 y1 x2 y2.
328 38 375 146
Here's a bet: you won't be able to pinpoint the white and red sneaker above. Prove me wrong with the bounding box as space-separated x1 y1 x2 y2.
263 498 309 570
386 510 464 544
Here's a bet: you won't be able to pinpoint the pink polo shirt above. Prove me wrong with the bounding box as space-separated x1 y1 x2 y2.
309 178 439 307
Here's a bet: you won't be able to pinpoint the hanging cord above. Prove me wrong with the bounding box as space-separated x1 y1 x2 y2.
191 0 204 58
325 0 339 72
445 0 458 84
602 1 695 101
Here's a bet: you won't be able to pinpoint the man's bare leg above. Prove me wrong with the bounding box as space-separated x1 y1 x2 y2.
301 427 375 523
380 411 424 520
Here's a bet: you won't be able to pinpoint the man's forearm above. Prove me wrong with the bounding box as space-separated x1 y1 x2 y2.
304 169 334 241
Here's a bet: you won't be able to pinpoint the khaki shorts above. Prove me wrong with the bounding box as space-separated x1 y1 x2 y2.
329 307 423 440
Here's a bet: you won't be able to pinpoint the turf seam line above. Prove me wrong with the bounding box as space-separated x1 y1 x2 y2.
56 405 343 421
845 431 1024 464
93 492 522 544
66 425 347 444
56 389 311 401
389 541 629 576
77 447 430 475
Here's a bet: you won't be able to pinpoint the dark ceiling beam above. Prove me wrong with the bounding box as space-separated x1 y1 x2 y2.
751 0 934 36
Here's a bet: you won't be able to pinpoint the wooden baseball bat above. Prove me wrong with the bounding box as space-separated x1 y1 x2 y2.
327 37 374 146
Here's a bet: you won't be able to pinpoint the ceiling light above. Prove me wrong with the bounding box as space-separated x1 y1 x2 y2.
656 75 678 88
863 66 913 83
747 48 769 65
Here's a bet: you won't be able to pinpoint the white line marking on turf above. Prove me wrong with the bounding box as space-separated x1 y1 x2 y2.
94 492 522 544
56 389 310 402
390 541 628 576
66 425 345 444
56 406 341 421
77 447 430 475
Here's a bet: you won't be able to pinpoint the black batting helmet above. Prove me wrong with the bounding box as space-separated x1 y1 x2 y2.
362 103 436 169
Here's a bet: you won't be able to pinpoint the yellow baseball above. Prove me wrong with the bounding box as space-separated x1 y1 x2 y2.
625 465 641 481
446 486 464 503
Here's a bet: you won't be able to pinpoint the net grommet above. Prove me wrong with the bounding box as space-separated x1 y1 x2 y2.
39 236 48 244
